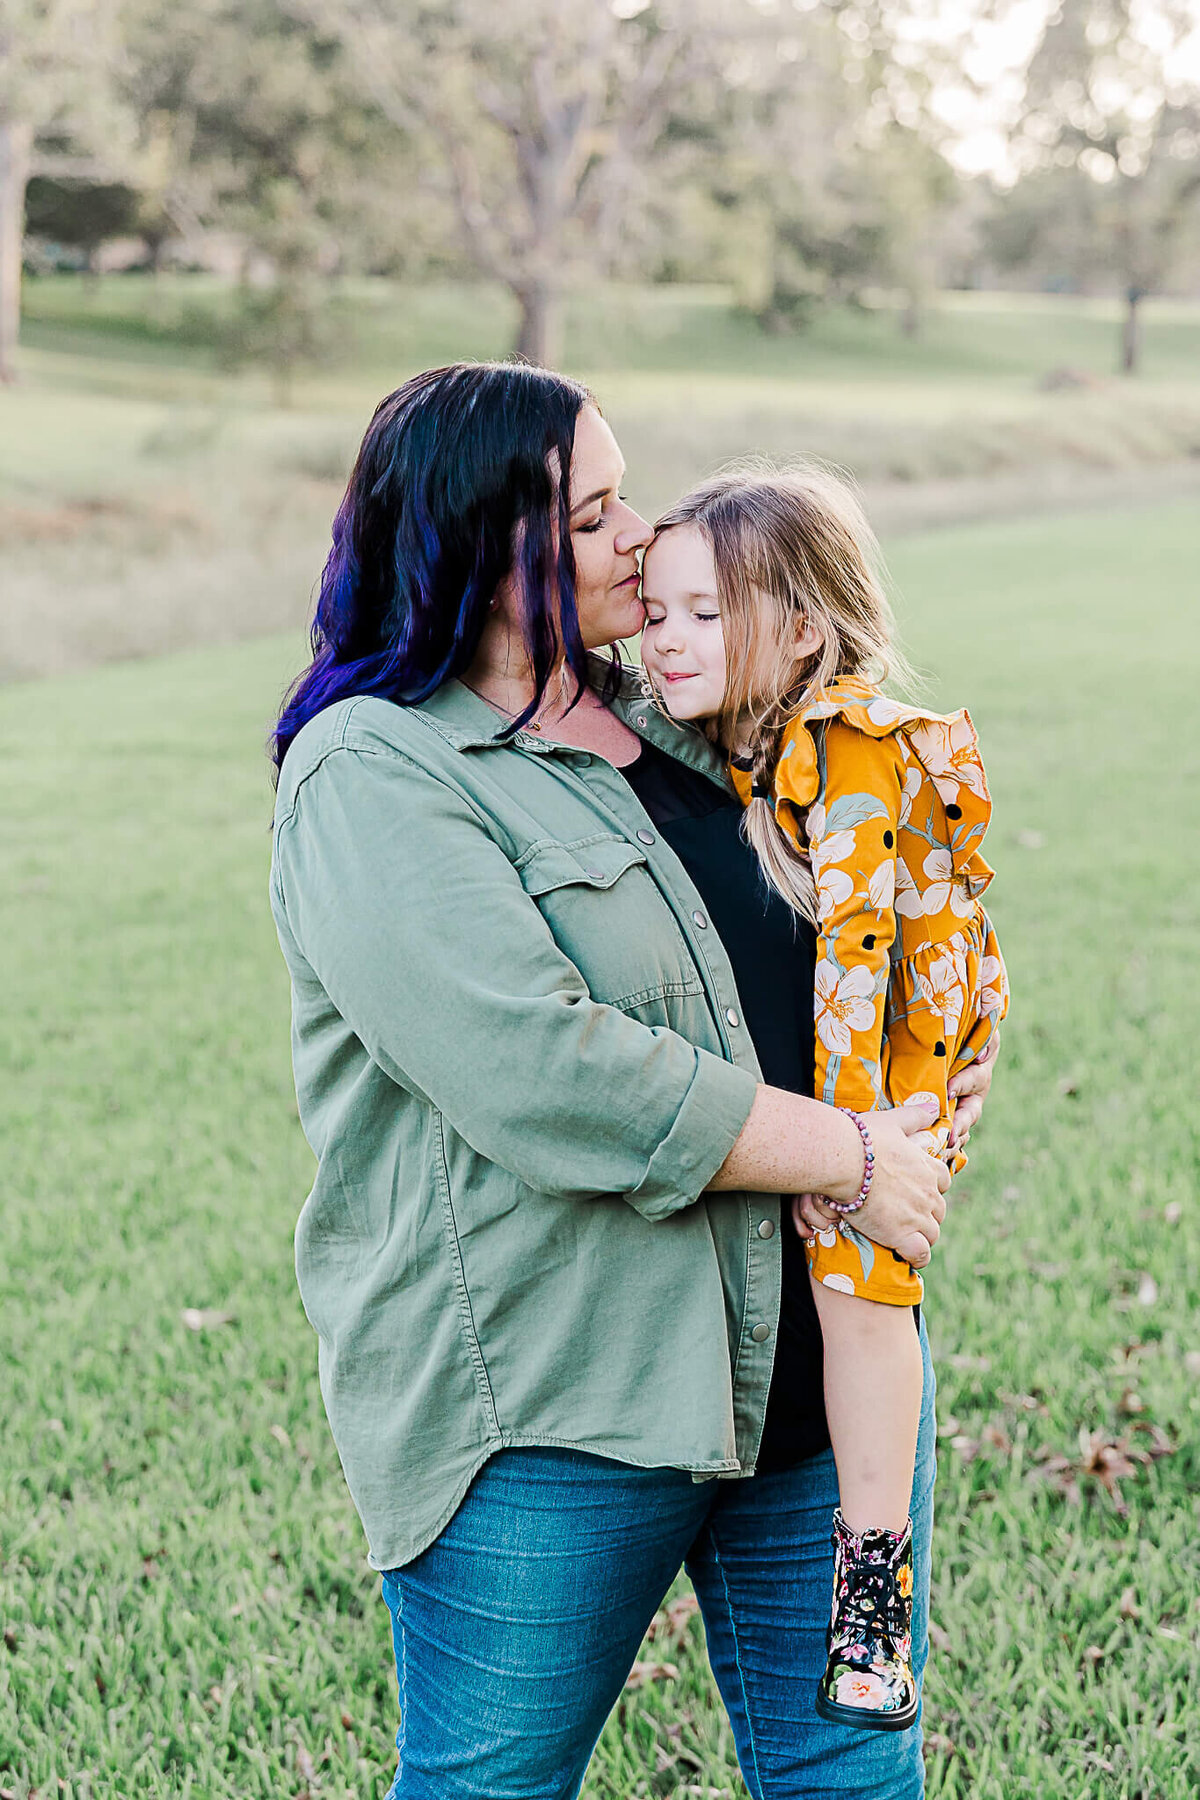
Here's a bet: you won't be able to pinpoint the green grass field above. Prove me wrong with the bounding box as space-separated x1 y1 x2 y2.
2 490 1198 1797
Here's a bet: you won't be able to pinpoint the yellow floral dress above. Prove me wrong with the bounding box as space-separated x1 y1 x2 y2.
730 679 1010 1306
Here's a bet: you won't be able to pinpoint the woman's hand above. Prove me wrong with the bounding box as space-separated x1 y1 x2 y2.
791 1102 949 1268
946 1032 1001 1154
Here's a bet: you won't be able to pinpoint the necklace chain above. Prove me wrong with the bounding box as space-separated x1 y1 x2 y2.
465 667 574 733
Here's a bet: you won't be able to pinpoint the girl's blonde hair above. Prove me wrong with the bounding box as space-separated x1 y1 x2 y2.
652 461 912 924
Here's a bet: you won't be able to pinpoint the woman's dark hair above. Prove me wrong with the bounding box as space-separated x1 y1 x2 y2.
272 360 611 771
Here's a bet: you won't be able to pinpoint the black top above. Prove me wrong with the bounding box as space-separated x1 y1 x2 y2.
619 737 829 1470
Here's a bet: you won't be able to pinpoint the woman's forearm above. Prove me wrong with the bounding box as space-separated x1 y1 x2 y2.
708 1085 863 1204
708 1085 950 1267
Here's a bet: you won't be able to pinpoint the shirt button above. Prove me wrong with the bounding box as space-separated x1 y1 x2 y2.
636 828 656 846
757 1218 776 1239
692 910 708 929
751 1322 771 1343
585 867 605 881
572 752 592 769
725 1008 740 1029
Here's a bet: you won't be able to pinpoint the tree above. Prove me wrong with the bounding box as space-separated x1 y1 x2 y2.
675 0 969 335
297 0 734 365
121 0 425 395
0 0 131 379
1012 0 1200 372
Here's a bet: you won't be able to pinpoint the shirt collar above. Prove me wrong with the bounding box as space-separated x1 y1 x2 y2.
412 657 731 789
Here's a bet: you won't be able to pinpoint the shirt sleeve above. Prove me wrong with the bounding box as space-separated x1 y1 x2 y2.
810 723 903 1111
272 742 758 1221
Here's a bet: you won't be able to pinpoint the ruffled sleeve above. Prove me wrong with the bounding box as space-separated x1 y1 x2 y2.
728 682 994 895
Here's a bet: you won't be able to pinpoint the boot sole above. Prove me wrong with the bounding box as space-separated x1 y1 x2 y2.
815 1687 919 1732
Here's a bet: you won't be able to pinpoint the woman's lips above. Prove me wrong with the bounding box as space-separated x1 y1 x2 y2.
614 572 640 590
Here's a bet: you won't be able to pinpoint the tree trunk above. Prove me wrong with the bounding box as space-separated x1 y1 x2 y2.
0 118 34 384
514 279 562 368
900 292 921 339
1121 286 1143 375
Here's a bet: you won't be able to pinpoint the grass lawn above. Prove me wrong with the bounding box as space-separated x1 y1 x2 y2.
2 494 1198 1797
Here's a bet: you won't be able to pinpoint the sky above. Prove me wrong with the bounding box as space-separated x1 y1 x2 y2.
903 0 1200 180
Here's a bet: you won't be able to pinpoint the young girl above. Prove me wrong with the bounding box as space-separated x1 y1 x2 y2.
640 465 1008 1732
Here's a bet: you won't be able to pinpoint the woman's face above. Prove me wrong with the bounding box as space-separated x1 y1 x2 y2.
640 524 729 722
567 408 653 649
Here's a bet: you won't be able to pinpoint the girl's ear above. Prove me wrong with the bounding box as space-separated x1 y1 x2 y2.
795 616 823 655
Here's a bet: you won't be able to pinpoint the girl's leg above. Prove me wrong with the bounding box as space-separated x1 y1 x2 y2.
685 1317 937 1799
379 1446 709 1799
809 1277 922 1535
810 1275 924 1729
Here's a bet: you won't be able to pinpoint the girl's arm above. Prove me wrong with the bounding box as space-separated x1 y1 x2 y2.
809 721 904 1113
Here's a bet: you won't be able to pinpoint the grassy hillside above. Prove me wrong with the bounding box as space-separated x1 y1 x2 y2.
4 279 1200 681
1 497 1197 1797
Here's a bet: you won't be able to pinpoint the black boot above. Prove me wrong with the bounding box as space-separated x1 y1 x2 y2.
815 1508 918 1732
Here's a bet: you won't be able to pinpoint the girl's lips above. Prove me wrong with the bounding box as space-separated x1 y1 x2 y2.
662 672 696 683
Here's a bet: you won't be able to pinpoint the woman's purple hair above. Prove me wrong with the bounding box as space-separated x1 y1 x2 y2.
272 361 612 771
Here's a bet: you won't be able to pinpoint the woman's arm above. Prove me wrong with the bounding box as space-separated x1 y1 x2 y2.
709 1086 949 1269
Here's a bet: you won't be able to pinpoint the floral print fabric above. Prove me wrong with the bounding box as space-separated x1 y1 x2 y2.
817 1508 918 1726
729 679 1010 1306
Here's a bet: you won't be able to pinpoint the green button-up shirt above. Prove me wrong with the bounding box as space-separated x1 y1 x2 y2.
270 663 785 1570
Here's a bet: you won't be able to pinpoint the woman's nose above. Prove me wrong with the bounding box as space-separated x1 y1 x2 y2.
615 506 653 553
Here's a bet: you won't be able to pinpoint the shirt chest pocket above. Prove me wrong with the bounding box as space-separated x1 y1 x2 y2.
517 833 705 1014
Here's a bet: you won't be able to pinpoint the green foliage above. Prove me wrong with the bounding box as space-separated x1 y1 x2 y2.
1 496 1198 1796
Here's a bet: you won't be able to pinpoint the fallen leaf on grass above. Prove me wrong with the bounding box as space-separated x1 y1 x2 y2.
296 1744 316 1781
1004 1390 1050 1415
1082 1644 1105 1670
624 1659 679 1690
928 1621 951 1653
981 1421 1012 1454
1136 1273 1158 1307
1117 1388 1145 1416
924 1732 956 1758
3 1626 16 1651
1031 1426 1174 1515
269 1424 292 1450
646 1591 701 1650
181 1307 236 1332
1185 1351 1200 1378
1119 1587 1140 1620
1016 829 1045 850
1164 1202 1182 1225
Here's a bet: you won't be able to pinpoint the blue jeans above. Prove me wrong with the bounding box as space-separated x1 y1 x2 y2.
381 1324 935 1799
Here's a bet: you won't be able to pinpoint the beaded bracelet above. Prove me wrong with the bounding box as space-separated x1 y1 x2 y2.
827 1109 874 1217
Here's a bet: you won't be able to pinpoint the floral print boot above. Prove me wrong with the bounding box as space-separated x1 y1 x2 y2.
815 1508 918 1731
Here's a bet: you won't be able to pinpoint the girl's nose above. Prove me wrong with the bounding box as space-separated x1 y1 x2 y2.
652 614 687 655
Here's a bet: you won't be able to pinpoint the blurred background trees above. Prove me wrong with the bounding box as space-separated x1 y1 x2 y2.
4 0 1199 380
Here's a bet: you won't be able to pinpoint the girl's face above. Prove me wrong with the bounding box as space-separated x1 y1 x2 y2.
640 525 728 722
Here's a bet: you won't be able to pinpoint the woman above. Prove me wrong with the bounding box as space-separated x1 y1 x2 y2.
269 361 996 1799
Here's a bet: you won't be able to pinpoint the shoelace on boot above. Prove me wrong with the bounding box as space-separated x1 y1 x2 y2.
837 1562 910 1643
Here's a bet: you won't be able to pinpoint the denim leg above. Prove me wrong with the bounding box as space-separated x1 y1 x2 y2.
379 1446 710 1800
687 1321 937 1800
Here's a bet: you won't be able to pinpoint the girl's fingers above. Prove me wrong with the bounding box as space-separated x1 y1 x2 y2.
949 1095 984 1145
790 1194 815 1240
948 1031 1001 1099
